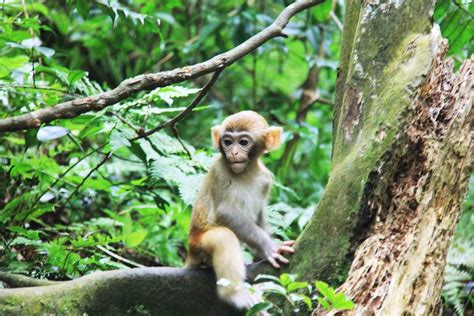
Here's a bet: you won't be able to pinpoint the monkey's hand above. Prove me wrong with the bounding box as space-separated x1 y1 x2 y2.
263 240 295 269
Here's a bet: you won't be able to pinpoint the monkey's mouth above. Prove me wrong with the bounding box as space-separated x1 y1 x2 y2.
229 161 248 173
229 160 247 164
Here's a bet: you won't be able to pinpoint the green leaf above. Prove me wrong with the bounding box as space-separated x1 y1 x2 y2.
10 236 41 246
332 297 356 310
245 302 270 316
316 296 330 310
68 70 86 85
255 282 287 296
434 0 450 20
254 274 281 283
110 129 132 152
123 230 147 247
129 141 147 162
288 293 313 310
315 281 336 302
313 0 332 22
287 281 310 292
157 86 201 105
176 174 204 205
0 55 29 77
7 226 41 240
76 0 90 19
280 273 297 286
24 128 39 148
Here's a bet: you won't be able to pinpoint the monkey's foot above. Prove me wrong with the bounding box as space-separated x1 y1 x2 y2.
218 286 263 310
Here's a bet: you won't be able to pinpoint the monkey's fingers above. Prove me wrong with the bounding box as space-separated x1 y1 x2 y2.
282 240 295 247
267 256 281 269
274 253 289 265
278 245 294 254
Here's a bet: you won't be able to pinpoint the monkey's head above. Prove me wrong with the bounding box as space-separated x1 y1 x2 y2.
211 111 282 174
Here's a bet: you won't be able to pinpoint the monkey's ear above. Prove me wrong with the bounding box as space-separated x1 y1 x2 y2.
265 126 283 151
211 125 221 148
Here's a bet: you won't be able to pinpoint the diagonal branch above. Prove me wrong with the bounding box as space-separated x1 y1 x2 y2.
0 0 323 133
131 68 223 140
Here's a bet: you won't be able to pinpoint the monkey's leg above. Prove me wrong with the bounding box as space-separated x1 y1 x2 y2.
201 227 262 310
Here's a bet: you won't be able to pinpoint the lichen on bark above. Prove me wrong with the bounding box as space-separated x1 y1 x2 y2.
285 0 440 287
0 1 472 315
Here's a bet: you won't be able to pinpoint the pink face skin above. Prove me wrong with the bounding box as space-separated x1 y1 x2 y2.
220 131 255 174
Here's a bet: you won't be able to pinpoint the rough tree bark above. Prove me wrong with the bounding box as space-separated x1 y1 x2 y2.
310 0 473 314
0 0 472 315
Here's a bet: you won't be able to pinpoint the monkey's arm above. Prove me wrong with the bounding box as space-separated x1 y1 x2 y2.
257 210 270 233
215 210 288 268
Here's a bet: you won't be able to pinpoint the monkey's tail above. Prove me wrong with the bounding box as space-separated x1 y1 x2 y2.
200 226 262 310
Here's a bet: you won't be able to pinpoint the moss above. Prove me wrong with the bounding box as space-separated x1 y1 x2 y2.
333 0 434 161
285 0 437 287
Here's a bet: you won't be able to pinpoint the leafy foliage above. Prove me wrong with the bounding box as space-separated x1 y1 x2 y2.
442 179 474 315
248 273 355 315
434 0 473 67
0 4 472 316
0 0 341 280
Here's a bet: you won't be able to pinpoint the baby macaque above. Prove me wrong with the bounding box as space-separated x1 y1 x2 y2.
186 111 294 310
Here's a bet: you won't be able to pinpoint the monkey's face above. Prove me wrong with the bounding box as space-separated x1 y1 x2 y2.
220 132 257 173
212 111 283 174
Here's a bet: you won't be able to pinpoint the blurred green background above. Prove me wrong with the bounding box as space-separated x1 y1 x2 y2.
0 1 472 314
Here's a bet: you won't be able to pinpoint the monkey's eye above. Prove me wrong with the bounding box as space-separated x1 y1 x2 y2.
223 139 233 146
239 139 249 146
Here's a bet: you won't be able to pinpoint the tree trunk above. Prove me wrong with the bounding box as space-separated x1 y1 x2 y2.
0 0 472 315
309 0 473 314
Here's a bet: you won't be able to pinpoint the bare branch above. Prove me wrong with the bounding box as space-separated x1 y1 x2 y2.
0 0 322 133
132 68 223 140
171 125 192 159
330 11 343 32
109 111 143 135
0 272 58 288
96 245 145 268
0 84 84 98
60 152 112 208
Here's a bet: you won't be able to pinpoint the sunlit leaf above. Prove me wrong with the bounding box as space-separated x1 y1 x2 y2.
245 302 270 316
21 37 42 48
68 70 86 85
37 126 69 141
123 230 147 247
37 46 55 57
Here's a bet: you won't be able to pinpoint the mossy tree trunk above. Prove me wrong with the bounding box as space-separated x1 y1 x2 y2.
0 1 472 315
303 0 472 314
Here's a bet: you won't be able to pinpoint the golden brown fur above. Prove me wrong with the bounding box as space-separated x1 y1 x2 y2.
185 111 293 310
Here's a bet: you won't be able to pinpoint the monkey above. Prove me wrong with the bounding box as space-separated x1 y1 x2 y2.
185 110 295 310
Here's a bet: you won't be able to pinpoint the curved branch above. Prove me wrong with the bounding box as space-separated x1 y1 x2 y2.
0 272 58 288
0 263 269 315
0 0 323 133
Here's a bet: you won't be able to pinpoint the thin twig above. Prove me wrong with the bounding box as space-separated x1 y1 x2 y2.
314 97 334 106
5 145 105 251
171 125 192 159
154 52 175 69
0 84 84 97
0 0 323 133
97 245 145 268
330 11 343 32
60 152 112 208
29 145 104 212
131 68 223 140
109 111 143 135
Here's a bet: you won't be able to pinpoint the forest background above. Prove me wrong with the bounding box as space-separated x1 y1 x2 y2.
0 1 472 314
